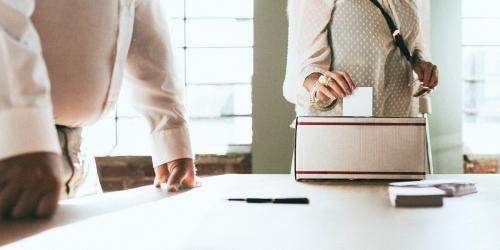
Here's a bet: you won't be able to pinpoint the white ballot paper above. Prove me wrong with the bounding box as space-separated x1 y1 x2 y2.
343 87 373 116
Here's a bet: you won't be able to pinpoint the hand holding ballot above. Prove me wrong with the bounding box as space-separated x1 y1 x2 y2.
304 71 357 102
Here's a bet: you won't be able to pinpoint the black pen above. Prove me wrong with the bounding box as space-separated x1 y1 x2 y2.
228 197 309 204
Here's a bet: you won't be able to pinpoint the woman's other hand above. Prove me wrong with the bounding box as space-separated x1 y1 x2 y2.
413 60 439 90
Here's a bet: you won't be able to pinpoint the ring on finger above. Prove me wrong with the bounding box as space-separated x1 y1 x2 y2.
318 74 331 85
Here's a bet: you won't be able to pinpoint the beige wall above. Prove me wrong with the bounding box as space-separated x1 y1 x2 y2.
252 0 294 173
429 0 464 173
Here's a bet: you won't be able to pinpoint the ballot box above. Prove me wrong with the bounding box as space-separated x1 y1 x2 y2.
294 116 430 180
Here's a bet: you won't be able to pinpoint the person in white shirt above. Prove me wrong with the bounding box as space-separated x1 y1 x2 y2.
0 0 197 220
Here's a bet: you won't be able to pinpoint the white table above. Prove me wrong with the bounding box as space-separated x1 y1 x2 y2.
1 174 499 250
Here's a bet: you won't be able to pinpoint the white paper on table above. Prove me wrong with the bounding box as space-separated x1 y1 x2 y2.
390 179 476 187
342 87 373 116
388 186 446 196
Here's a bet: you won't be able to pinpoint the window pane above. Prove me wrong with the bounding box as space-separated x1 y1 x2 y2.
462 0 500 18
100 106 116 119
170 19 185 48
176 48 185 76
190 117 252 154
463 19 500 45
186 0 253 18
462 1 500 156
113 118 151 156
463 47 500 77
186 84 252 118
186 48 253 83
117 82 141 117
464 123 500 155
163 0 185 18
464 79 500 117
463 48 500 116
186 19 253 47
82 119 117 156
83 0 255 157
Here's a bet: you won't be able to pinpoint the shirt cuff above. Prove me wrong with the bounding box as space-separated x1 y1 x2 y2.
0 107 60 161
150 125 193 167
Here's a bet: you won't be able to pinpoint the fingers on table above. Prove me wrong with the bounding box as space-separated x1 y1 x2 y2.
10 190 42 219
0 184 21 219
166 166 185 192
153 165 171 188
167 165 198 192
154 173 169 188
11 185 60 219
154 160 198 192
181 169 198 189
154 178 161 188
35 191 59 218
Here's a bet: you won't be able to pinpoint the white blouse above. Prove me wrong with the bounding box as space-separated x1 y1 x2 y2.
284 0 427 118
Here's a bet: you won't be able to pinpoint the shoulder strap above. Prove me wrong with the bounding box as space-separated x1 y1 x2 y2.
369 0 413 63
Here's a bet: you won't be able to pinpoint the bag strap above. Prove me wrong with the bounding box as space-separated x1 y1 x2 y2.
369 0 413 63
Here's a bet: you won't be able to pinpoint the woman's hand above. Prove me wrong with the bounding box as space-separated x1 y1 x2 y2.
304 71 356 102
413 60 439 90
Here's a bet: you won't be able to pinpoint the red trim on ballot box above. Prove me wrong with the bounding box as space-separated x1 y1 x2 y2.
297 122 425 126
295 170 426 175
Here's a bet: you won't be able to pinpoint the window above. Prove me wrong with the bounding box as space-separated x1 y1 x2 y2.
83 0 254 156
462 0 500 155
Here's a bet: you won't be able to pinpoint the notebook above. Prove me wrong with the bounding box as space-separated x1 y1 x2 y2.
388 186 445 207
390 179 477 197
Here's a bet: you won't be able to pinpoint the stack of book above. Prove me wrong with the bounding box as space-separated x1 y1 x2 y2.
388 180 477 207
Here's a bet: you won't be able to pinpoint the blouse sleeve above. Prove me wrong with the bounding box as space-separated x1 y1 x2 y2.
411 0 430 63
126 0 193 167
283 0 335 105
